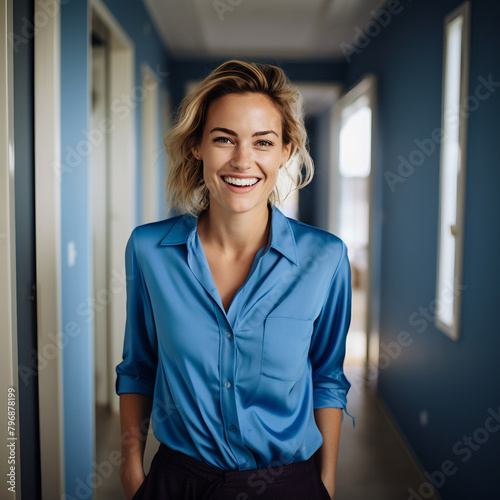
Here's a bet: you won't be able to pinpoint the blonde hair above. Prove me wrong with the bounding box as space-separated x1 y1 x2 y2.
164 60 314 216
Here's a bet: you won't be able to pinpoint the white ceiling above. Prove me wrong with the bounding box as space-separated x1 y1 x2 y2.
143 0 387 60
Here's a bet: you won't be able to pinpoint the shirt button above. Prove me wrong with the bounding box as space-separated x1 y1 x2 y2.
224 381 232 389
229 425 237 432
225 331 232 339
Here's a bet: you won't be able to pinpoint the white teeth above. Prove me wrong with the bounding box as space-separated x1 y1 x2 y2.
223 176 259 187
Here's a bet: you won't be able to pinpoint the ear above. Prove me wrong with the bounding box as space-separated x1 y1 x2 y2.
282 142 293 165
191 144 200 160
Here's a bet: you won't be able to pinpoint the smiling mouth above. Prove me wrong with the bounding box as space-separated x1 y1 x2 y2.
222 176 260 187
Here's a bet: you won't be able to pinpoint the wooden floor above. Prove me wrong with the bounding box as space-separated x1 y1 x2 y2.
95 364 438 500
336 365 440 500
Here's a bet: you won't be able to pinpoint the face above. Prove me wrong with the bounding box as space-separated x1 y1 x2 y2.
192 92 292 216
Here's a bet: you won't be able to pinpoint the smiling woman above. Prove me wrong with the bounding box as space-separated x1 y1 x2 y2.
116 60 352 500
192 92 290 218
165 60 313 215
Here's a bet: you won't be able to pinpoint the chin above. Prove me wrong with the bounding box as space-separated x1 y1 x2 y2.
220 198 266 215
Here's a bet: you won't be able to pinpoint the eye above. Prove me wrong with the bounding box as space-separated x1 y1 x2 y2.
256 140 274 147
212 136 233 144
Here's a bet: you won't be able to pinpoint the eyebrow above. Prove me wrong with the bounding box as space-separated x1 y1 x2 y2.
209 127 279 138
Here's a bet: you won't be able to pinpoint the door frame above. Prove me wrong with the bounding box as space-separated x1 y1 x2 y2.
0 1 21 497
33 0 65 497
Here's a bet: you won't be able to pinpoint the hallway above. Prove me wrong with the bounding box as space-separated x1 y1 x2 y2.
3 1 500 499
95 364 435 500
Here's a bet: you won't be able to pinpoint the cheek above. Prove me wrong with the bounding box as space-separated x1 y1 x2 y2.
202 161 220 194
266 164 280 184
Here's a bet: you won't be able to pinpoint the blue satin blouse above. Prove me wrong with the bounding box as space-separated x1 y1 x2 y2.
116 204 352 471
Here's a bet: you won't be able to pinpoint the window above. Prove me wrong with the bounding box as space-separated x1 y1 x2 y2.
435 2 470 340
338 95 372 252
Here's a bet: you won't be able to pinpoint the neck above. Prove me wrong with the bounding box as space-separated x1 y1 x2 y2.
197 202 271 258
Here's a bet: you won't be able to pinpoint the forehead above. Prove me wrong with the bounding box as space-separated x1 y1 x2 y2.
205 93 282 131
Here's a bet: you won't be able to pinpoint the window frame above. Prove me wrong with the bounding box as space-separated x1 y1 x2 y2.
435 1 470 340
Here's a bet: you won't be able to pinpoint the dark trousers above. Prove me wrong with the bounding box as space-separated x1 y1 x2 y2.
132 444 331 500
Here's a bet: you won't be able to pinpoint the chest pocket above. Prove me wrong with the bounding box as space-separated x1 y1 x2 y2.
261 317 313 382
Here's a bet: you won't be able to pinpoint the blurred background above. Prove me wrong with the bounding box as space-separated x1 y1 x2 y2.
1 0 499 499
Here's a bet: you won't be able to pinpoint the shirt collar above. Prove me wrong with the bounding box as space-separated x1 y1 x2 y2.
160 204 298 266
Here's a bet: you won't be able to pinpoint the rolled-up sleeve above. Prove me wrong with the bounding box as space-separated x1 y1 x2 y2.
115 229 158 398
309 242 351 411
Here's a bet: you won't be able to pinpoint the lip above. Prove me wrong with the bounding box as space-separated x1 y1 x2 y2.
220 174 261 179
221 175 261 193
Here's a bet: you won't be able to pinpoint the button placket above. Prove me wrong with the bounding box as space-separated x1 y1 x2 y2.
216 307 254 469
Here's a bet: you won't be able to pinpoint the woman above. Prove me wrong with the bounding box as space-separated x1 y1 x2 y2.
116 60 352 500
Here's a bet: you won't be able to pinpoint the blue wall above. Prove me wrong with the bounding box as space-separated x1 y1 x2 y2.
60 1 169 498
302 109 334 230
345 0 500 498
60 3 93 497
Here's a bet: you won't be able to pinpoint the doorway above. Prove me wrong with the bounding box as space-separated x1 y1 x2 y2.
90 2 136 496
90 0 135 417
91 12 111 410
332 76 378 372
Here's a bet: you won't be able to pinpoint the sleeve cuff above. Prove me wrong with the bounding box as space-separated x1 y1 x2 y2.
313 389 356 428
313 388 347 409
115 373 155 398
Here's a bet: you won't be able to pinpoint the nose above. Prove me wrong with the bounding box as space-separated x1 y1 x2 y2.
230 143 254 170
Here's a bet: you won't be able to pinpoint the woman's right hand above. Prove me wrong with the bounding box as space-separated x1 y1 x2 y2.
120 463 145 500
119 394 153 499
